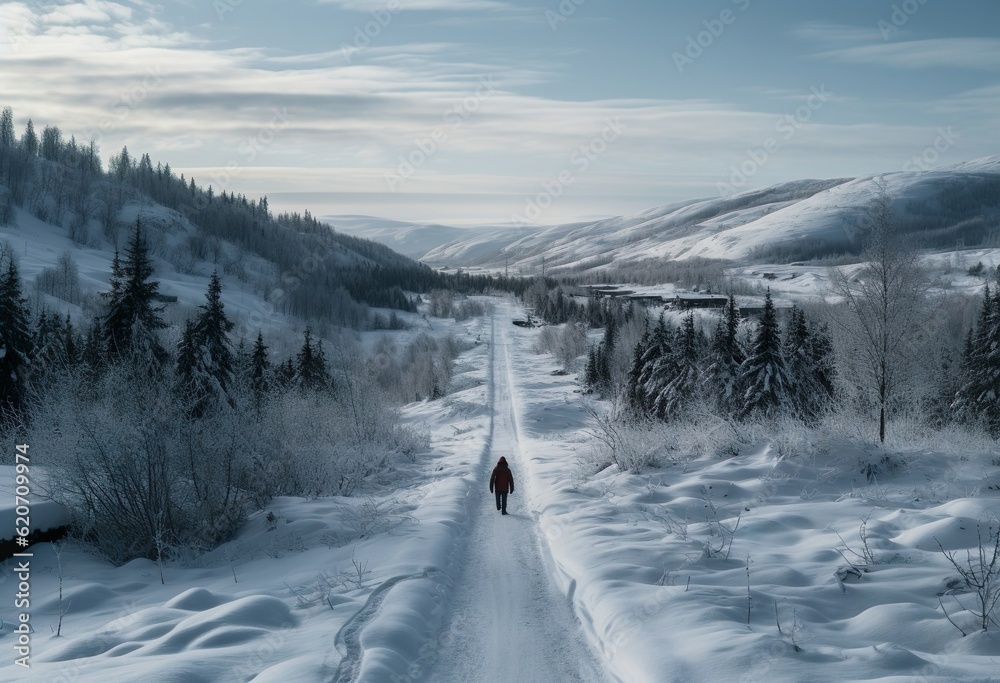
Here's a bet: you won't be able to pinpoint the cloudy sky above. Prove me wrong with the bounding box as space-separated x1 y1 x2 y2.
2 0 999 225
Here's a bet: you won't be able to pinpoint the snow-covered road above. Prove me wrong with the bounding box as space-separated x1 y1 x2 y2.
426 306 609 683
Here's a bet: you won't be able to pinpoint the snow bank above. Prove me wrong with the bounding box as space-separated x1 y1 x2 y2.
500 301 1000 682
0 312 495 682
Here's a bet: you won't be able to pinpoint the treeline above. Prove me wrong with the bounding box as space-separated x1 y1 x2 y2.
521 278 617 327
583 291 835 424
0 222 472 563
528 272 1000 455
0 106 525 330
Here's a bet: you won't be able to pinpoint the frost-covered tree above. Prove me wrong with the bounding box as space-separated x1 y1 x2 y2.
585 314 617 395
703 294 745 416
652 312 702 420
739 289 792 420
625 326 651 411
174 273 235 415
584 346 599 392
0 254 33 415
251 331 271 401
296 327 329 391
62 313 79 368
40 125 62 162
784 306 836 422
953 278 1000 434
82 317 106 370
192 272 234 391
830 179 932 442
175 319 198 388
640 315 677 420
102 220 167 364
0 107 15 148
20 119 38 157
30 307 63 383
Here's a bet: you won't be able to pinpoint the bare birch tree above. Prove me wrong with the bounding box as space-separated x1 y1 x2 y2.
829 178 933 442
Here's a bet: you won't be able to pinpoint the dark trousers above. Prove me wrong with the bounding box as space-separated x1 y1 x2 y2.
495 490 508 513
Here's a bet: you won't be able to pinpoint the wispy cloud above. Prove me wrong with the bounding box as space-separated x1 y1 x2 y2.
0 0 193 50
817 38 1000 71
317 0 514 11
791 22 875 47
2 2 993 222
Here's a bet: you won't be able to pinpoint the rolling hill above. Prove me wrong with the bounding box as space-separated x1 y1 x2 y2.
332 158 1000 275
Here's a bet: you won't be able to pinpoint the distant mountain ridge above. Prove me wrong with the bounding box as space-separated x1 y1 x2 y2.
332 157 1000 274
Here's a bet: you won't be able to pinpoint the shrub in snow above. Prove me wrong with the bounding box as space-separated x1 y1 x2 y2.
29 362 258 562
583 403 681 473
937 519 1000 633
535 322 588 373
29 353 416 562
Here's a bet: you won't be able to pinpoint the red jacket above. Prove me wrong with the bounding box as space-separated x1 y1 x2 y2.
490 457 514 494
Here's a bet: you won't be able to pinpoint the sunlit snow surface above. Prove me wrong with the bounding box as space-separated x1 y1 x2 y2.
1 171 1000 681
3 302 1000 681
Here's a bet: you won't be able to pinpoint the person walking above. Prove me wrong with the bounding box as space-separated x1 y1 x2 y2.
489 456 515 515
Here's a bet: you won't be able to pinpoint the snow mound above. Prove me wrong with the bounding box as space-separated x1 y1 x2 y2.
39 594 294 663
893 515 993 551
164 587 230 611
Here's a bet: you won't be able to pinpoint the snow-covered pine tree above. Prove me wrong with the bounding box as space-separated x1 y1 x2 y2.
653 311 701 420
953 283 992 422
251 331 271 401
33 308 60 366
0 255 33 416
584 314 618 396
703 294 745 417
930 340 962 427
296 327 329 391
954 279 1000 434
297 328 316 390
738 289 793 420
315 338 332 391
102 220 167 364
584 346 599 393
0 107 14 148
62 313 80 367
82 316 105 370
625 326 651 412
20 119 38 157
29 307 64 386
977 280 1000 435
783 306 837 422
810 321 836 406
175 319 198 391
596 313 617 394
192 271 235 396
106 248 123 301
276 357 297 389
175 273 236 415
640 314 676 421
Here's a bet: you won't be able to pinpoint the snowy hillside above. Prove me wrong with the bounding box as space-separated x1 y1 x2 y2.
337 158 1000 274
326 215 540 263
3 205 293 342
